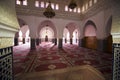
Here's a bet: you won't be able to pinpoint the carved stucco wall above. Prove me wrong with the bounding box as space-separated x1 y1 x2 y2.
111 0 120 43
0 0 19 49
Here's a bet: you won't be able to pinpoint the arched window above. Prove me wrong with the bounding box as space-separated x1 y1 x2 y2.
41 1 45 8
65 5 68 11
35 1 39 7
16 0 27 6
55 4 59 10
77 8 81 13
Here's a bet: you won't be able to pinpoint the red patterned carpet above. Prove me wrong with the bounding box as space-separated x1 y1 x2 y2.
13 42 113 80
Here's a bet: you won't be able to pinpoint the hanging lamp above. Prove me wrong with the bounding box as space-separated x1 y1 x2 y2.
43 0 55 18
68 0 77 9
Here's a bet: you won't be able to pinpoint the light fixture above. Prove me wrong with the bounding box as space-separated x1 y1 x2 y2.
19 0 25 2
43 0 55 18
68 0 77 9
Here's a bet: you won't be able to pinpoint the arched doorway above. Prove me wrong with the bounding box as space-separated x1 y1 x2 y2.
14 18 30 46
63 28 70 44
38 20 57 45
40 26 54 42
83 20 97 49
18 25 30 45
73 29 79 44
64 22 79 45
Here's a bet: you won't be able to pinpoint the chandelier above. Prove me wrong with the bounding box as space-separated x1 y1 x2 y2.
68 0 77 9
19 0 25 2
43 1 55 18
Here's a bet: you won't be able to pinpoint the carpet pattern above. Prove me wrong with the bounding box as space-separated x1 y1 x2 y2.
13 42 113 80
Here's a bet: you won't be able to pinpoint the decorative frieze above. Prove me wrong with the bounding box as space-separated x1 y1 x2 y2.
0 37 13 49
0 0 19 29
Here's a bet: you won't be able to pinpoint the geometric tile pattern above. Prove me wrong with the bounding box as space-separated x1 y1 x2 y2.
0 47 13 80
113 43 120 80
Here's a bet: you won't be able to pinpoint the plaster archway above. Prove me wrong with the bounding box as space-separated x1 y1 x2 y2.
14 18 30 46
40 26 54 42
64 22 80 45
63 28 70 43
83 20 97 49
37 20 57 44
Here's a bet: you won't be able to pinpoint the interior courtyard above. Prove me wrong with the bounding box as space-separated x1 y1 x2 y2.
0 0 120 80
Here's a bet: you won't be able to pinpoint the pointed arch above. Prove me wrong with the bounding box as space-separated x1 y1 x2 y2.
38 20 57 38
83 20 97 49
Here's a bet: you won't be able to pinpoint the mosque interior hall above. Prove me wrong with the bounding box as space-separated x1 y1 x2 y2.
0 0 120 80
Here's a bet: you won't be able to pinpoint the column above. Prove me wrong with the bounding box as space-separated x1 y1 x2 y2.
65 38 67 43
97 35 112 53
36 38 39 46
54 38 57 45
52 38 55 43
97 39 107 52
14 37 18 46
39 38 41 44
14 32 19 46
22 38 25 44
30 38 36 50
58 38 63 49
78 38 85 47
70 33 73 44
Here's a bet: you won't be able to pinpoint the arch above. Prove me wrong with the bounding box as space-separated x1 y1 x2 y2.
64 22 80 44
83 20 97 49
73 29 79 44
63 28 70 43
14 18 30 46
40 26 54 42
66 22 77 34
38 20 57 38
84 20 97 29
83 20 97 36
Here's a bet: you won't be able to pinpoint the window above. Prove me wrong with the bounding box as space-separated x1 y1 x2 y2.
35 1 39 7
41 2 45 8
23 0 27 6
89 0 92 7
94 0 97 4
65 5 68 11
69 8 72 12
16 0 27 6
86 3 88 10
51 3 54 9
45 2 49 8
73 8 77 13
78 8 81 13
82 6 85 12
16 0 21 5
55 4 59 10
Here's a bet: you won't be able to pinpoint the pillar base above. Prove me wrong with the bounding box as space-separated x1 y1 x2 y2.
14 38 18 46
55 38 57 45
30 38 36 50
58 38 62 49
36 38 39 46
23 38 25 44
70 38 72 44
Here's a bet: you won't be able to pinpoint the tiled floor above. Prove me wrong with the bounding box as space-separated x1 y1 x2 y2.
13 42 113 80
